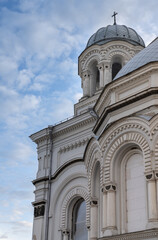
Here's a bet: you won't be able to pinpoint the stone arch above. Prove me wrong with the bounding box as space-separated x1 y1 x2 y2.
84 138 103 194
61 187 90 229
82 51 100 71
103 132 151 183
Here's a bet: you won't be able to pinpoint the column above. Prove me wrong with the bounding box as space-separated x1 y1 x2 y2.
103 184 117 236
62 230 69 240
98 64 104 88
82 70 90 97
102 187 107 230
103 63 111 85
90 199 98 240
156 171 158 206
146 172 158 228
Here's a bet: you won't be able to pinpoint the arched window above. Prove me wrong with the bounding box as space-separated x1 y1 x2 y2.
72 199 88 240
112 62 122 79
89 60 100 96
112 56 123 80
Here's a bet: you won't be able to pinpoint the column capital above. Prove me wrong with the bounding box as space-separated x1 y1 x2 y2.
98 62 110 70
103 183 116 192
62 229 70 235
82 70 90 79
155 171 158 180
145 171 155 181
90 198 98 206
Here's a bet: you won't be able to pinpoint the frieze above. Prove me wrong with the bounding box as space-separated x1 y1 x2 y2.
59 137 90 154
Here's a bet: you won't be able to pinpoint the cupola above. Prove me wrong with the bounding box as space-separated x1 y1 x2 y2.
78 13 145 100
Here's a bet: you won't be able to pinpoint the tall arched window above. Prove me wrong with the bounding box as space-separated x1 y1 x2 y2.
72 199 88 240
114 147 147 234
89 60 100 96
112 56 123 80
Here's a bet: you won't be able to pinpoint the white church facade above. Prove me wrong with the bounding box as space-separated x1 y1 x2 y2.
30 16 158 240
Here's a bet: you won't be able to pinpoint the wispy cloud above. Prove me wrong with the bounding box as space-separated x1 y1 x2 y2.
1 0 158 239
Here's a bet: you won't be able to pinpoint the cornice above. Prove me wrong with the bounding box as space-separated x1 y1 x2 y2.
32 159 84 185
53 116 94 138
94 88 158 135
95 62 158 115
30 113 95 144
99 229 158 240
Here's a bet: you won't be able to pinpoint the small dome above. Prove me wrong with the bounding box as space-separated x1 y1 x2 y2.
86 24 145 48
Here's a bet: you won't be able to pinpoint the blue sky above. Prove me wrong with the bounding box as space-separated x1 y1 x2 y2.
0 0 158 239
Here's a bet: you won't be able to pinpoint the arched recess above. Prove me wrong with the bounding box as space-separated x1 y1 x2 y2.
88 59 100 95
112 145 147 233
102 132 151 183
61 187 90 230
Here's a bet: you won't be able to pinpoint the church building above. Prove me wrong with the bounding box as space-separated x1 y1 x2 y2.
30 14 158 240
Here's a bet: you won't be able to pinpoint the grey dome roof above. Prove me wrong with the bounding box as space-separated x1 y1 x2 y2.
86 24 145 48
114 37 158 80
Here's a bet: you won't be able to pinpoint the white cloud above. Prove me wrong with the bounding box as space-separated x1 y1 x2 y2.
17 69 34 89
0 233 8 239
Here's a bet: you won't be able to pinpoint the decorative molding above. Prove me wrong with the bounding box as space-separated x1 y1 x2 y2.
98 229 158 240
104 184 116 192
145 172 155 181
34 204 45 218
101 121 150 151
79 43 139 73
102 131 151 183
53 117 94 138
59 137 90 154
61 187 90 229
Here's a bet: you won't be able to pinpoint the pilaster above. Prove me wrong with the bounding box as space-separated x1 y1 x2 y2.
102 184 117 236
90 198 98 240
146 172 158 228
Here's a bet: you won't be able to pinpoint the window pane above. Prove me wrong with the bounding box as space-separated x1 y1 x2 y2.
73 200 87 240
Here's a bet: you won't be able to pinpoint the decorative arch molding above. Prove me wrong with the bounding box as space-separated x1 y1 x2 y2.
84 137 100 170
84 137 103 197
105 44 137 59
150 114 158 137
60 186 90 229
103 132 151 183
107 50 129 63
82 54 100 72
100 118 150 148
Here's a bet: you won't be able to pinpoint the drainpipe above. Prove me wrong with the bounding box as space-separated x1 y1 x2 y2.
45 125 53 240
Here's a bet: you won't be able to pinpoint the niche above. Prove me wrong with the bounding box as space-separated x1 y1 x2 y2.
89 60 100 96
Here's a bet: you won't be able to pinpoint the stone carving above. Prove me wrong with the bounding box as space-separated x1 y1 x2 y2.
34 205 45 218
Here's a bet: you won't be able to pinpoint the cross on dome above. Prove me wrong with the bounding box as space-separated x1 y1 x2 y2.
112 11 118 25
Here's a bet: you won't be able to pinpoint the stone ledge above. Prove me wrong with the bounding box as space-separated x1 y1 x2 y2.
99 229 158 240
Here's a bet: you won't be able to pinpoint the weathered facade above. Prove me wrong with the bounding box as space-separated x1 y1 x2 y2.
30 21 158 240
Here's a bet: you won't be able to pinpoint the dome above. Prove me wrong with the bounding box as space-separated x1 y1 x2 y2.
114 37 158 80
86 24 145 48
